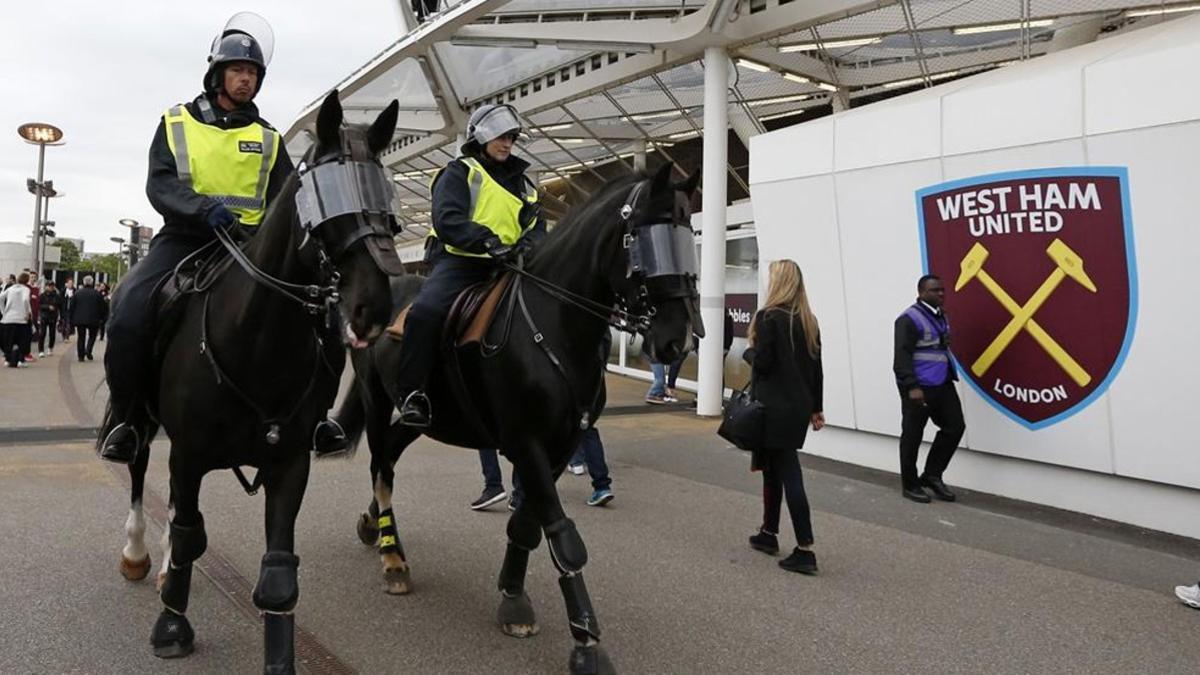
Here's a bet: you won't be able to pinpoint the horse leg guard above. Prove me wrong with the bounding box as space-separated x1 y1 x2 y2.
569 645 616 675
376 509 411 595
170 515 208 567
160 563 194 614
263 612 296 675
499 510 542 594
546 519 600 644
150 608 195 659
252 552 300 613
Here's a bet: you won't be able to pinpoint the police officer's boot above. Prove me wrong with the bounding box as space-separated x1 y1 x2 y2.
100 423 141 464
312 419 350 458
397 390 432 428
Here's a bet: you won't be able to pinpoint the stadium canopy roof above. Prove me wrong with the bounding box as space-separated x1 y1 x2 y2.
284 0 1194 246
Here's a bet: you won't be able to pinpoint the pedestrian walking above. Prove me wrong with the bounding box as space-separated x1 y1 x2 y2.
38 281 62 356
70 276 106 362
1 272 33 368
571 427 615 506
471 448 513 511
743 259 825 575
25 274 40 362
97 282 110 341
60 277 75 343
893 274 965 504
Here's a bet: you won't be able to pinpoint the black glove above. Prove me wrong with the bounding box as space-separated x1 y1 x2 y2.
483 236 519 263
206 203 237 229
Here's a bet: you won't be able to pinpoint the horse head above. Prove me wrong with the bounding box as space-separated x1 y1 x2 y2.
296 91 403 348
614 162 704 364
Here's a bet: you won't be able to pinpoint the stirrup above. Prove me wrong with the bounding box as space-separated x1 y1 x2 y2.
100 423 141 465
312 419 351 459
397 390 431 428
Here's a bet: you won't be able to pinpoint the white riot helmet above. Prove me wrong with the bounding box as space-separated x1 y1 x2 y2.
462 104 522 154
204 12 275 95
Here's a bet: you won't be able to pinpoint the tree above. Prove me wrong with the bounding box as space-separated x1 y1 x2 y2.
87 253 123 282
57 239 82 270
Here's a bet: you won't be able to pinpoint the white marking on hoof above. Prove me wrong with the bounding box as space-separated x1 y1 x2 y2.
501 622 540 638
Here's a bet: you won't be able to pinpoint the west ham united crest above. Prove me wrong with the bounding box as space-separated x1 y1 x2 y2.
916 168 1138 430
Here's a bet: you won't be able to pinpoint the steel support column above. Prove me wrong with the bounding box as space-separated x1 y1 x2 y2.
697 46 728 418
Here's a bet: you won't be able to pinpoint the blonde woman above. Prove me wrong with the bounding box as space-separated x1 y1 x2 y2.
743 259 825 574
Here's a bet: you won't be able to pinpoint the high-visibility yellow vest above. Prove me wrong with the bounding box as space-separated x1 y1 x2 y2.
430 157 539 258
162 104 280 226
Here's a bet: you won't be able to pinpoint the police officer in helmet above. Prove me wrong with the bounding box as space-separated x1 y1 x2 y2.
99 13 295 463
393 103 545 428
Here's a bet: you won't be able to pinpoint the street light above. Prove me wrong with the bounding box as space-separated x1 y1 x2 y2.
18 122 64 275
41 190 64 278
110 236 126 283
119 218 141 265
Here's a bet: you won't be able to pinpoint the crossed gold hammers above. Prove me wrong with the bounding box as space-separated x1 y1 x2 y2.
954 239 1097 387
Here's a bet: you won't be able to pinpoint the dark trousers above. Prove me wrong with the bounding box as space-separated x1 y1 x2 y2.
570 427 612 490
104 234 203 420
761 448 813 547
395 256 497 392
898 382 965 489
2 323 30 366
38 317 57 352
479 448 516 492
76 325 98 360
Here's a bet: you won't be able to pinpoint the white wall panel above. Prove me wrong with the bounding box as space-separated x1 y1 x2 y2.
1085 15 1200 136
942 64 1083 156
834 161 944 438
833 94 942 172
1088 122 1200 489
748 117 833 184
751 175 855 429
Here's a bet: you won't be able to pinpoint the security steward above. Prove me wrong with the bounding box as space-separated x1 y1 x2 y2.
99 24 294 463
893 274 966 503
393 103 545 428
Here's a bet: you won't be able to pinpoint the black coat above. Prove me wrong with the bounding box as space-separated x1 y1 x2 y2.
747 308 823 450
39 289 62 319
427 152 546 257
70 287 107 327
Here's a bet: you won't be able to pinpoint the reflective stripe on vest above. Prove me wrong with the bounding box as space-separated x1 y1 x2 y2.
429 157 538 258
162 105 279 226
903 304 952 386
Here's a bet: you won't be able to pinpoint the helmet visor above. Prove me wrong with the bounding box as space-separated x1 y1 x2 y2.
471 106 522 145
213 11 274 65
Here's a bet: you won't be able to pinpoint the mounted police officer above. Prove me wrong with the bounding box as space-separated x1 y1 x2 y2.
893 274 965 503
394 103 545 428
100 13 295 463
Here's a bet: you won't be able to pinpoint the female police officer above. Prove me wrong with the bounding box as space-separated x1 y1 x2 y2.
392 103 545 427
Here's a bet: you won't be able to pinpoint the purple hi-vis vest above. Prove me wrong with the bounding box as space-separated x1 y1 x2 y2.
903 304 951 386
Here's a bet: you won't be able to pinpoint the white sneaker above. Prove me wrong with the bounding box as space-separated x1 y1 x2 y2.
37 352 45 358
47 349 53 355
1175 583 1200 609
568 463 586 476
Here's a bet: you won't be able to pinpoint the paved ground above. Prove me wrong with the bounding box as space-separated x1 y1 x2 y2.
2 341 1200 674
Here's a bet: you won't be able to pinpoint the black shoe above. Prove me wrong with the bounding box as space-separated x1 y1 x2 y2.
902 485 932 503
85 353 94 361
749 530 779 555
397 390 431 428
312 419 350 458
920 475 957 502
100 423 140 464
470 486 507 511
778 548 818 575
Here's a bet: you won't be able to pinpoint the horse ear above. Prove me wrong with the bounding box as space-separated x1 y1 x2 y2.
672 169 701 197
367 100 399 156
650 161 674 193
316 90 343 152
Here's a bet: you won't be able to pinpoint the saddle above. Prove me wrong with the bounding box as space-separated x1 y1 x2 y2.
152 239 237 359
385 271 514 348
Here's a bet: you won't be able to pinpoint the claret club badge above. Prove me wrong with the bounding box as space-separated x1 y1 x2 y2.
915 168 1138 429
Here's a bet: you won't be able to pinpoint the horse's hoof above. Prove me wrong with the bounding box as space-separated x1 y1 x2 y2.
569 645 614 675
356 513 379 546
120 554 151 581
150 610 195 659
384 566 412 595
498 591 539 638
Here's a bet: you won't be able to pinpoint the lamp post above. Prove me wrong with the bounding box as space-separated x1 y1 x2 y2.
41 189 64 278
119 218 140 266
18 122 65 275
110 236 126 283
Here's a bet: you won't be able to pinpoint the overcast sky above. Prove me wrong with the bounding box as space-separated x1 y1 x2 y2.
1 1 404 254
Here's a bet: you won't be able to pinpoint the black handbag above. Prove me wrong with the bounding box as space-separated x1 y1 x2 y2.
717 381 765 451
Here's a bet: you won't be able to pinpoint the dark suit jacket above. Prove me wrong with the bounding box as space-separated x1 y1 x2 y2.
748 308 823 450
69 287 107 327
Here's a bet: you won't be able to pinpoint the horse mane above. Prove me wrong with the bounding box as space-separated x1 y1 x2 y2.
530 172 644 277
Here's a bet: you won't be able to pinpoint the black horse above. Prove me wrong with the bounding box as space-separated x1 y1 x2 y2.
331 162 702 674
108 92 400 673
